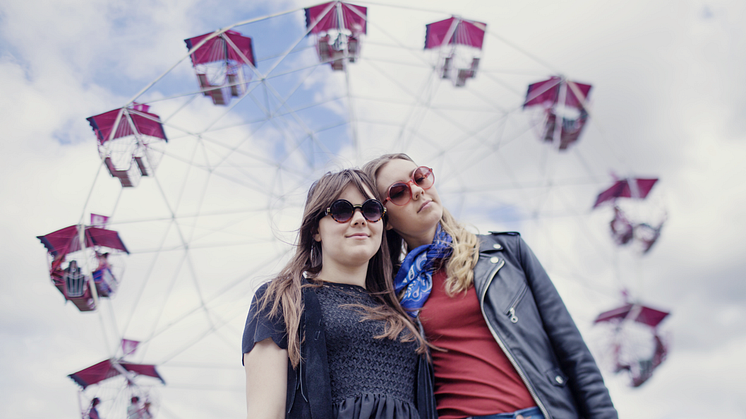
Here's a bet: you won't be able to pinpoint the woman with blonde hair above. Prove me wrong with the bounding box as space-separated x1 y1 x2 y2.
242 168 436 419
363 154 617 419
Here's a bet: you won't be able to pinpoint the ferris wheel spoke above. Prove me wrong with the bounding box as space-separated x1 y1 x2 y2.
137 248 287 349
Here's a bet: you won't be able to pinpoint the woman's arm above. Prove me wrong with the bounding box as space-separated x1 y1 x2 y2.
517 237 617 418
244 338 288 419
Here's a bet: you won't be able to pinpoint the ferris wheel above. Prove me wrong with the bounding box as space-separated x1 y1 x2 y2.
37 2 671 418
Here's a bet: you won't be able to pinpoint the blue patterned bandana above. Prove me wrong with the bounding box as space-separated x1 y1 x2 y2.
394 223 453 317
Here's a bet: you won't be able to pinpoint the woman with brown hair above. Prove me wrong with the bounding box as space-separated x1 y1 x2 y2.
362 154 617 419
242 168 436 419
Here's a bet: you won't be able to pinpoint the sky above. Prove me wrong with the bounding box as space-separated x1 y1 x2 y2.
1 0 746 418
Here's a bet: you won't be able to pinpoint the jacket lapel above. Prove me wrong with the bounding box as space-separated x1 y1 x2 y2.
301 283 333 418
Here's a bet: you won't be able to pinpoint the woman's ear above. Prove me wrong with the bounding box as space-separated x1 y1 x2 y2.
313 231 321 242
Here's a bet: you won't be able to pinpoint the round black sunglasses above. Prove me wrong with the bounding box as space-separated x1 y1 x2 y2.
325 199 386 223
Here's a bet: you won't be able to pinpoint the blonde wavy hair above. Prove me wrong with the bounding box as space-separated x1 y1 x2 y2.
362 154 480 295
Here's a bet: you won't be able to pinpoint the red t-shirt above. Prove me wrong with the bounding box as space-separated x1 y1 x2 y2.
419 270 535 419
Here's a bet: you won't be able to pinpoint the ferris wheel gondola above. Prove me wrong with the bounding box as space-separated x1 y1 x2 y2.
184 30 257 106
523 76 593 151
305 1 367 70
68 342 165 419
87 104 168 188
593 299 670 387
37 219 129 312
593 176 665 254
424 16 486 87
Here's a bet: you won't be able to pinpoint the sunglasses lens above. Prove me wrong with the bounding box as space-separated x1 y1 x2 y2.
413 167 434 189
329 200 353 222
362 200 384 222
388 183 410 205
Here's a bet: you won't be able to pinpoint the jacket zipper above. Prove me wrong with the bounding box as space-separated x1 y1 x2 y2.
478 257 551 419
506 285 528 323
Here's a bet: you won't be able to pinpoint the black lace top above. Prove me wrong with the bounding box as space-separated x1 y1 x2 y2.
242 280 422 419
314 282 418 406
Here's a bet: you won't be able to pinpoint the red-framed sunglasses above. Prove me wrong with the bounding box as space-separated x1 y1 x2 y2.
325 199 386 223
383 166 435 206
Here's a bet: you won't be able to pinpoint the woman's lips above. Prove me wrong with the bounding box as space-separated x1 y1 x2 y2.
418 200 432 213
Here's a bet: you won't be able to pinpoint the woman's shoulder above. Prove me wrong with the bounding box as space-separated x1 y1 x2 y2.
476 231 523 251
253 281 271 297
252 276 308 302
246 280 288 330
243 281 289 355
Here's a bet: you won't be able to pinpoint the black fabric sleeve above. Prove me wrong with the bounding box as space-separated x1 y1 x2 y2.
242 282 288 365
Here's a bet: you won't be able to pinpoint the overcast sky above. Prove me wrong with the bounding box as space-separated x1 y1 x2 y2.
1 0 745 418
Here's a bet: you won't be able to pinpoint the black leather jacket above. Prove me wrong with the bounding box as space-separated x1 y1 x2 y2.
473 232 617 419
243 281 437 419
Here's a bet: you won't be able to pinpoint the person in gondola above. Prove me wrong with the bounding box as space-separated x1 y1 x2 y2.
51 253 66 282
95 252 110 271
610 206 634 245
127 396 140 419
141 401 153 419
63 260 86 296
363 154 618 419
242 169 436 419
64 260 82 278
87 397 101 419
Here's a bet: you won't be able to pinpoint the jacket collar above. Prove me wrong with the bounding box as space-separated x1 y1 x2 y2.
473 234 507 297
478 233 504 254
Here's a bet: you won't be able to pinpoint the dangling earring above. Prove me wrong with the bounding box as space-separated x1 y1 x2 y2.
310 241 322 268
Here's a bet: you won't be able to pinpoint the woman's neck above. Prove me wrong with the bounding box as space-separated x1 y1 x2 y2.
402 224 437 250
316 264 368 289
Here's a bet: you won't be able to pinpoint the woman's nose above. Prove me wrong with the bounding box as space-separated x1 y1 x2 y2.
350 208 367 225
409 180 424 200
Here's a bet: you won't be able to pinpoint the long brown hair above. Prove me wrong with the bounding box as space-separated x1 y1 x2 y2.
362 154 480 295
257 168 428 368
